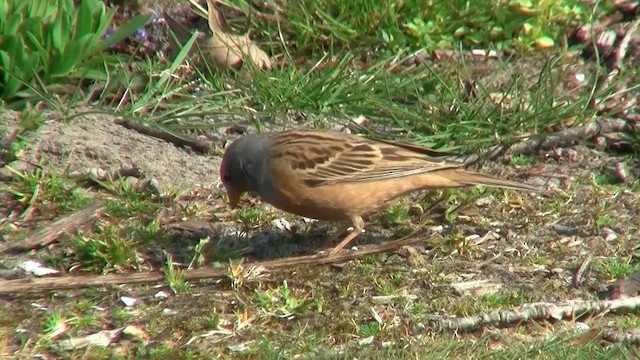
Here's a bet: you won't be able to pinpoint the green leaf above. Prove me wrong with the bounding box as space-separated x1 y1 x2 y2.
23 31 49 66
47 48 64 79
75 33 100 62
0 34 15 51
1 35 18 58
0 1 8 22
4 13 24 35
11 35 28 68
0 50 22 98
94 4 115 36
49 15 63 51
53 40 83 76
19 18 44 42
45 0 60 18
0 49 11 69
82 0 101 16
77 66 109 82
0 0 137 101
60 8 71 47
94 13 150 52
61 0 76 17
29 0 48 18
0 37 31 99
9 2 29 19
21 52 40 82
131 31 196 112
76 0 93 37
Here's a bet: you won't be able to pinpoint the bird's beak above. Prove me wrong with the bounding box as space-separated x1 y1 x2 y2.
225 186 241 209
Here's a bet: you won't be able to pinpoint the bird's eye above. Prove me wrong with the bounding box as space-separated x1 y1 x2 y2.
221 172 231 183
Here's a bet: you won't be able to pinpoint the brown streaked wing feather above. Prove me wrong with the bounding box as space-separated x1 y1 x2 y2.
356 139 463 181
269 130 380 186
270 130 463 187
367 136 457 157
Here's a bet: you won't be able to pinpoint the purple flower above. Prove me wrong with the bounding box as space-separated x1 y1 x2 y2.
101 26 115 40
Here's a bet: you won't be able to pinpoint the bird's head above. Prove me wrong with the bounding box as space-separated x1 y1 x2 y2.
219 135 264 208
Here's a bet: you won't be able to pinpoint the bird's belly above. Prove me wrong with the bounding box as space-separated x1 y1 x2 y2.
269 194 351 221
268 178 422 221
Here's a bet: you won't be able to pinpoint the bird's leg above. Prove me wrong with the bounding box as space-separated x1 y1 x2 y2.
320 222 351 247
327 216 365 254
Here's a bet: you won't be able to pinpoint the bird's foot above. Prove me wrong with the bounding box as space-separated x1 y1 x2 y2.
320 223 351 248
324 228 361 255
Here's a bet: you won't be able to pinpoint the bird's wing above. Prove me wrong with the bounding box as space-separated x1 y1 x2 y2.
270 130 462 187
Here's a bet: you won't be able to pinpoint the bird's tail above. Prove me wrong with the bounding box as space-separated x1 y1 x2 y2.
449 169 541 193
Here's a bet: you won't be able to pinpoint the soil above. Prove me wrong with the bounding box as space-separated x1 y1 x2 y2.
10 110 219 190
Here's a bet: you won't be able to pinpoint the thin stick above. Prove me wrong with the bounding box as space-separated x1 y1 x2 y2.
113 117 211 154
0 233 427 294
418 296 640 333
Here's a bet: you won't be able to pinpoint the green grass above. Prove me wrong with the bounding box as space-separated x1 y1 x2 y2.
63 224 143 273
597 257 640 280
182 51 592 153
39 0 602 156
227 0 599 53
2 165 91 212
165 254 191 293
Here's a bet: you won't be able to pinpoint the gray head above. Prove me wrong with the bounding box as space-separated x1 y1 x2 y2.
219 134 271 208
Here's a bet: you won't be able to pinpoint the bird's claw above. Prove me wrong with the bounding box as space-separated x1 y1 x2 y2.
327 246 347 255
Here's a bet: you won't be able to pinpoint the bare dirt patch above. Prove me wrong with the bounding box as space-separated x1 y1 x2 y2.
12 110 219 191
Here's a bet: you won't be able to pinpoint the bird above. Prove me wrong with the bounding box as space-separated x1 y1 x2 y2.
219 129 541 254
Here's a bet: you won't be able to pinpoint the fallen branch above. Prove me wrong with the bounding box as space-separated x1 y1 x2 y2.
0 234 427 294
602 328 640 345
0 201 106 255
113 117 211 154
417 296 640 333
76 166 142 183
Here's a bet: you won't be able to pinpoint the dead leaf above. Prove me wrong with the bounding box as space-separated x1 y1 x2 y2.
165 1 271 72
569 328 602 346
204 0 271 70
58 328 123 350
450 279 503 297
206 0 231 33
204 0 271 71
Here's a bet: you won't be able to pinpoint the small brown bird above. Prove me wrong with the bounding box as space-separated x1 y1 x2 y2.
220 129 540 254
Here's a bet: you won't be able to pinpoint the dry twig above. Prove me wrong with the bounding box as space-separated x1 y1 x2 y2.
0 233 427 294
113 117 211 153
0 201 106 255
416 296 640 333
